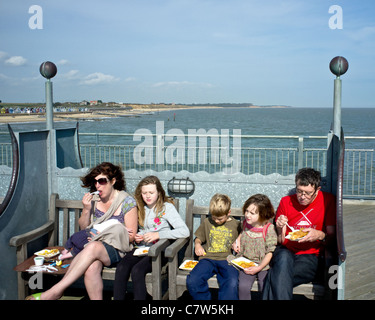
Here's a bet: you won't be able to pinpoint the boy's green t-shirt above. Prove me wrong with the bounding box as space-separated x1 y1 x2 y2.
194 216 241 261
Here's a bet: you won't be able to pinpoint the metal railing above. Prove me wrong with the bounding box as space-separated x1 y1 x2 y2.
72 133 375 198
0 132 373 199
77 133 327 174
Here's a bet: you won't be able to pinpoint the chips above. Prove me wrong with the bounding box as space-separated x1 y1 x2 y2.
179 260 199 270
133 247 149 256
233 260 256 268
230 257 258 270
34 248 60 258
289 229 308 240
183 260 198 269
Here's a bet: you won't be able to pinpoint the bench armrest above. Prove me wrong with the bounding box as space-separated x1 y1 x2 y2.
148 238 171 257
145 238 172 299
9 220 55 247
165 237 189 300
164 237 189 258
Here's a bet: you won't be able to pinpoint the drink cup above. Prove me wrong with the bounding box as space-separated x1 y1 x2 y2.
34 256 44 266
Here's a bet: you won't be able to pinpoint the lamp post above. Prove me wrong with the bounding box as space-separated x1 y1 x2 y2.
329 56 349 301
40 61 57 130
329 56 349 140
39 61 58 200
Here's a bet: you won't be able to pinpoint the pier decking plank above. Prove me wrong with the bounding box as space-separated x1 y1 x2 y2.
343 201 375 300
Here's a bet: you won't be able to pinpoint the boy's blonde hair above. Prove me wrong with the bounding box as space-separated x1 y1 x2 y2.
209 193 231 217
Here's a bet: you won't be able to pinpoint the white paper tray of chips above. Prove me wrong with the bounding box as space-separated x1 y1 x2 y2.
179 260 199 271
34 248 60 258
133 247 150 256
230 257 258 270
285 229 308 241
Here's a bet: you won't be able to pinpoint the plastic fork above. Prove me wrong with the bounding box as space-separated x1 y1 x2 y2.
285 222 296 232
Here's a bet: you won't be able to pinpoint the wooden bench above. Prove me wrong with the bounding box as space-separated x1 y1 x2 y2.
10 193 176 300
165 199 327 300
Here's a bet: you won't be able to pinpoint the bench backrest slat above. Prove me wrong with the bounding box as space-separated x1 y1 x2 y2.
49 195 84 246
62 207 70 245
74 208 81 233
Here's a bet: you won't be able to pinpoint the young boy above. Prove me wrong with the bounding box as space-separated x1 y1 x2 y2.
186 194 241 300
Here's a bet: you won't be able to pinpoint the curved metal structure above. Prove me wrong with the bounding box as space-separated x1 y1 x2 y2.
0 125 19 217
55 123 83 169
75 122 83 168
337 128 346 262
0 124 83 299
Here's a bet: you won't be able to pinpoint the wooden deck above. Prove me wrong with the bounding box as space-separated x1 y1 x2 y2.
343 200 375 300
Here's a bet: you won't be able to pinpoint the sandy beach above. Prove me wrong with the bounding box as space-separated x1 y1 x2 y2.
0 104 225 124
0 104 289 124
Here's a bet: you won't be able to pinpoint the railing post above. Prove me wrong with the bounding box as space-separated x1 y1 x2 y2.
155 121 165 171
298 137 304 169
156 134 164 171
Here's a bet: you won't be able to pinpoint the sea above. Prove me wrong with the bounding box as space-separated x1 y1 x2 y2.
0 107 375 194
0 107 373 149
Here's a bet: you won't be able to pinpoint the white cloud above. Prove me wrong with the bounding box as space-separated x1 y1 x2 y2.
0 51 7 59
21 75 40 82
79 72 120 85
0 73 10 80
346 26 375 41
57 59 69 66
62 69 80 79
5 56 27 66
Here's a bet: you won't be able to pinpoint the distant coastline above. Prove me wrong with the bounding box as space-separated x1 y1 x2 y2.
0 103 290 124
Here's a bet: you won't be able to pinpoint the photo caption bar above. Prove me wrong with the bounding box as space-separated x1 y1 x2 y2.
139 303 236 318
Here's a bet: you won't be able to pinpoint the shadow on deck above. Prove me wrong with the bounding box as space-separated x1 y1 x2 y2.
343 200 375 300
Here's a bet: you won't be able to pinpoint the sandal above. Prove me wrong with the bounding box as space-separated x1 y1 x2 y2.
25 292 42 300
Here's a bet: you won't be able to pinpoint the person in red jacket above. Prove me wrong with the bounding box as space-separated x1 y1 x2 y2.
262 167 336 300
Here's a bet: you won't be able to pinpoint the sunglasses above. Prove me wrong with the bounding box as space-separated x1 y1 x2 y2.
94 177 109 185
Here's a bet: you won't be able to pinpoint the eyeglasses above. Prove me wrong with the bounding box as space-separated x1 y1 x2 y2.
94 178 109 185
296 188 316 198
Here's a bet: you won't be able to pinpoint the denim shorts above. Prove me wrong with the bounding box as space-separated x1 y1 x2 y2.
102 242 121 267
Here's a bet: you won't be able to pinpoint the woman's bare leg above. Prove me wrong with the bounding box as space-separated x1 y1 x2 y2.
84 260 104 300
29 241 110 300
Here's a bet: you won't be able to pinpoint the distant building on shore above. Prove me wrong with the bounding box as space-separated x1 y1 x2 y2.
89 100 103 106
80 100 90 106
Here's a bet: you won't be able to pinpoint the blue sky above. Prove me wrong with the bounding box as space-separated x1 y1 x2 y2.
0 0 374 107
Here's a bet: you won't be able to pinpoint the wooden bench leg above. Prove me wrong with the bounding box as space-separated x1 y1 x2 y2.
17 272 27 300
16 244 28 300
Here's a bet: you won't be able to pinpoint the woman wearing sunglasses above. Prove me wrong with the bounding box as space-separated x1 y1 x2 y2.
26 162 138 300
